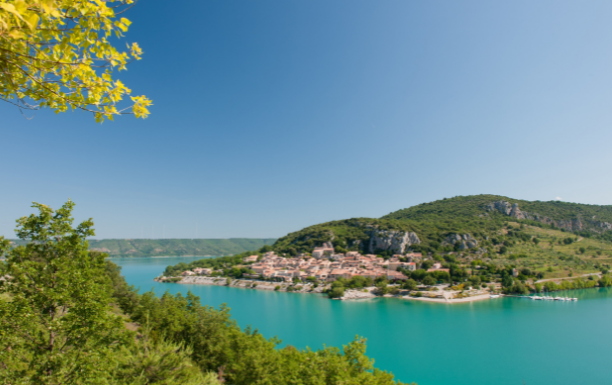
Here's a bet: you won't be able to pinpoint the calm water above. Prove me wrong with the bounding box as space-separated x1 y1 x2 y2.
115 256 612 385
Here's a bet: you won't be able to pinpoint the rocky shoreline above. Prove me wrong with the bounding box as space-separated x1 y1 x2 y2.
157 276 495 303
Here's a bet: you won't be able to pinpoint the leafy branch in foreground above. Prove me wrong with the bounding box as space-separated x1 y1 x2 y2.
0 0 151 122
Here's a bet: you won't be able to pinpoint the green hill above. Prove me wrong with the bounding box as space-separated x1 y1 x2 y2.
383 194 612 233
162 195 612 293
8 238 277 257
270 195 612 282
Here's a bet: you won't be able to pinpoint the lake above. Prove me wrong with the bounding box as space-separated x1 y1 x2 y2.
114 256 612 385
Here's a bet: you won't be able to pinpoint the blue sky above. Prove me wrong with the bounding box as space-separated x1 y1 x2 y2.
2 0 612 239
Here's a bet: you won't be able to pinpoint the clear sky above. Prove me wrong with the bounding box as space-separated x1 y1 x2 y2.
2 0 612 239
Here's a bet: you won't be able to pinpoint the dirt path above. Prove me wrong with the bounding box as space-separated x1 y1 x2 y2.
535 272 600 283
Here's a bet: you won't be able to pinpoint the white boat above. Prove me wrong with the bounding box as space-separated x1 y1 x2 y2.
571 298 578 301
490 294 500 299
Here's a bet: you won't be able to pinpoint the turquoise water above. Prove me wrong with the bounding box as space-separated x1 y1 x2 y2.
115 256 612 385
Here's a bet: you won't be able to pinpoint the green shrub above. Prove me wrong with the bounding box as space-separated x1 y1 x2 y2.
599 275 612 287
422 276 436 286
328 286 345 298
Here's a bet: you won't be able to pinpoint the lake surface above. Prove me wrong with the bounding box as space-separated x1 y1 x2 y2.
115 256 612 385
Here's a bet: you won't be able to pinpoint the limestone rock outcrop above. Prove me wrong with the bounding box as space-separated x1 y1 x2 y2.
598 222 612 231
367 229 420 254
486 201 525 219
486 200 585 231
442 233 478 250
487 201 513 216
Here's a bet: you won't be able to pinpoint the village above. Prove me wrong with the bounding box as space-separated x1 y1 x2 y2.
178 242 452 283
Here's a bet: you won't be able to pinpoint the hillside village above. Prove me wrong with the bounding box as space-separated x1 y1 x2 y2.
178 242 442 283
163 196 612 300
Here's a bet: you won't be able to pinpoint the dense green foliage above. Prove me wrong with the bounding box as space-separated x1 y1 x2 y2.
0 201 410 385
130 290 405 384
326 276 375 298
9 237 276 258
0 201 216 385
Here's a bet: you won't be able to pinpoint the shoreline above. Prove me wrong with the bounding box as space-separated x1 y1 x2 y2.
108 255 221 259
160 276 495 304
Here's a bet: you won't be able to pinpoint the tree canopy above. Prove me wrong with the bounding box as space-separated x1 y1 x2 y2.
0 0 151 122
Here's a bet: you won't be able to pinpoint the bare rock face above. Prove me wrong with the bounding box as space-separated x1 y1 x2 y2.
510 203 526 220
487 201 526 219
598 222 612 231
367 230 420 254
486 200 585 231
556 218 583 231
487 201 513 215
442 233 478 250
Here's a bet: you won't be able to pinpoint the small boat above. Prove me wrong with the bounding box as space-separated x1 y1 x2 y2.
490 294 500 299
571 298 578 301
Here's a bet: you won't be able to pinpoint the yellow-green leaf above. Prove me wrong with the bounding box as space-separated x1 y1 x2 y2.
25 12 39 30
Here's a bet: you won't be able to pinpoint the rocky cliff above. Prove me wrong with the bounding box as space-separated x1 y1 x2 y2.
442 233 479 250
366 229 420 254
486 200 612 233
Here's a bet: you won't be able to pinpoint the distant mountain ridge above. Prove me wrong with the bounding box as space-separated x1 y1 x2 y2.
272 195 612 256
8 238 277 257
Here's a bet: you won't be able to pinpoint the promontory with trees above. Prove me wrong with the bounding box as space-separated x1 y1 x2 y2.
163 195 612 300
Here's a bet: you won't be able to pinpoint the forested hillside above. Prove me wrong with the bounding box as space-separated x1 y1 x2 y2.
273 195 612 257
265 195 612 289
8 238 276 257
383 194 612 230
